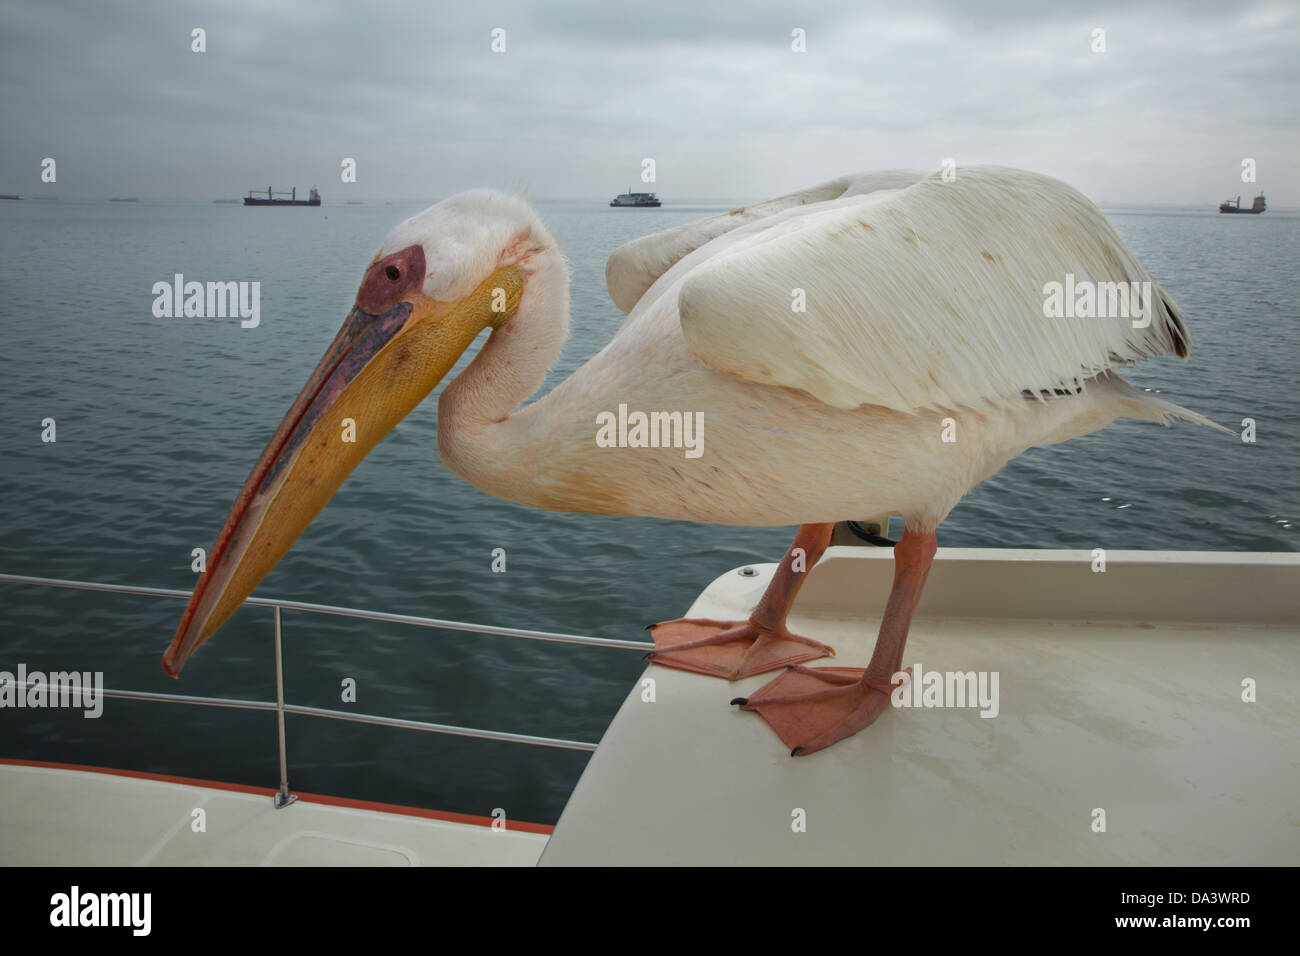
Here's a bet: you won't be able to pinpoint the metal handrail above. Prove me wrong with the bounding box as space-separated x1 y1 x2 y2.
272 607 295 807
0 573 653 650
3 681 597 753
4 682 278 713
0 572 651 805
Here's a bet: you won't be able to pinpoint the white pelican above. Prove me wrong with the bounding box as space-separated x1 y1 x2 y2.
162 165 1226 756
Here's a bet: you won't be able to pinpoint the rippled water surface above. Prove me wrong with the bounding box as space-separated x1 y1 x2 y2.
1 200 1296 825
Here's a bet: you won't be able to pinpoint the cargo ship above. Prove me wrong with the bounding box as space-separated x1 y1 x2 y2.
244 186 321 207
1219 193 1265 214
609 189 661 207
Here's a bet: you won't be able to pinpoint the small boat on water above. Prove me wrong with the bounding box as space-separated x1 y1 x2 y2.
109 197 139 203
609 189 661 207
244 186 321 207
0 194 21 200
1219 193 1265 214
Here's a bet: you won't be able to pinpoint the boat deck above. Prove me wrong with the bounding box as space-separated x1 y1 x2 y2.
0 762 546 866
541 547 1299 865
3 547 1295 866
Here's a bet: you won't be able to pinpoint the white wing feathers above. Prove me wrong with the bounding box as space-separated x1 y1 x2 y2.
677 166 1191 412
604 170 927 314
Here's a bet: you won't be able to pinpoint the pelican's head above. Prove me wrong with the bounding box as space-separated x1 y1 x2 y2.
162 191 557 676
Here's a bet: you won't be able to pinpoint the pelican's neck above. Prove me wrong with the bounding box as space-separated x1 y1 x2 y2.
437 245 570 500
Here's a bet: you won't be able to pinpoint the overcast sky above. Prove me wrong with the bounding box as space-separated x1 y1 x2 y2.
2 0 1296 205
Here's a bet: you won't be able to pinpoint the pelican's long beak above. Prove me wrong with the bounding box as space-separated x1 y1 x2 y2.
163 248 522 676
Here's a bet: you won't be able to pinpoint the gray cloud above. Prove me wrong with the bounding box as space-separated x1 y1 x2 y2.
1 0 1295 205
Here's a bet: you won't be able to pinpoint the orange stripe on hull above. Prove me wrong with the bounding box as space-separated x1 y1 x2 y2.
0 757 554 835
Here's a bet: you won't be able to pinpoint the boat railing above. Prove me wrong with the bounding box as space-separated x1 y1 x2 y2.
0 572 653 809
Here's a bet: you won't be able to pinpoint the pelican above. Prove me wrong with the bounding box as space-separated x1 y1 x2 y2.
162 165 1226 756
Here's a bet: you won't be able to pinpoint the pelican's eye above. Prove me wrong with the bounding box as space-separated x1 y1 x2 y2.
357 244 425 315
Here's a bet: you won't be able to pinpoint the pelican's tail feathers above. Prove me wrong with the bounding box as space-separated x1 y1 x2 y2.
1095 371 1233 435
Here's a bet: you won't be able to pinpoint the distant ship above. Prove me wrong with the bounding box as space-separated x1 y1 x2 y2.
110 197 139 203
0 194 21 200
1219 193 1265 214
609 189 661 207
244 186 321 207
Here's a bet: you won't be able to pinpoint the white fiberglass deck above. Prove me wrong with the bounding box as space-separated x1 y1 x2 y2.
0 763 546 866
541 547 1300 866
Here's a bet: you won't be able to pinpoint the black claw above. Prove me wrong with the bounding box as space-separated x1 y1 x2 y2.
642 651 655 661
791 746 805 757
644 624 656 631
730 697 748 706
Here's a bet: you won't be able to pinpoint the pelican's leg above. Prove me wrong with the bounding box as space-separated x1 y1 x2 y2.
733 528 937 755
646 523 837 680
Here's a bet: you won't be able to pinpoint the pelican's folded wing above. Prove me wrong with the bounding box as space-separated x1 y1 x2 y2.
677 166 1191 412
605 170 927 315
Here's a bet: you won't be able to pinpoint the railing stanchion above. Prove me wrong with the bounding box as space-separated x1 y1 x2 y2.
273 606 297 809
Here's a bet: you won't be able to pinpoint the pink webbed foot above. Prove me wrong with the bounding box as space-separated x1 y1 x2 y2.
732 665 909 755
646 618 835 681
